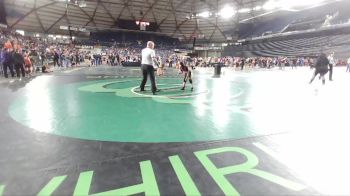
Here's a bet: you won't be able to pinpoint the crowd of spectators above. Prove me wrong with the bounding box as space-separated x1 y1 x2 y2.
163 56 319 70
0 27 181 78
0 27 86 78
2 27 347 80
207 56 316 69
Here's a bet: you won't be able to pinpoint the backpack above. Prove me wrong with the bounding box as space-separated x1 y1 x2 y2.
13 53 24 65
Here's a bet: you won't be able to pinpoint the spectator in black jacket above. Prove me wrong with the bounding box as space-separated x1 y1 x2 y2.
53 50 60 67
240 58 245 70
12 49 25 78
309 53 329 85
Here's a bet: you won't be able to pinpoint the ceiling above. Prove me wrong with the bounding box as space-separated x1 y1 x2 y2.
4 0 267 42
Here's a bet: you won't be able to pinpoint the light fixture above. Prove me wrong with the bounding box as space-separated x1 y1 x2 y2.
253 6 262 11
263 0 279 10
35 33 40 37
79 1 87 8
219 6 236 18
16 30 25 36
60 26 69 30
198 11 211 18
280 0 325 9
238 8 251 13
263 0 326 10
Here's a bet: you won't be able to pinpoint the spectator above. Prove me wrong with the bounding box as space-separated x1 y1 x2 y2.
12 49 25 78
53 50 60 67
2 47 15 78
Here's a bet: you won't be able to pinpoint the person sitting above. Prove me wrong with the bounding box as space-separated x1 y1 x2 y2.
42 62 53 73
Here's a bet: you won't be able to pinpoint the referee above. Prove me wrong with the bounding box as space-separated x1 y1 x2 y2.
139 41 159 95
328 52 335 81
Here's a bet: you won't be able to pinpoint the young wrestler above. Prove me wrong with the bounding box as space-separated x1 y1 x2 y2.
157 56 165 76
24 53 32 77
179 62 193 91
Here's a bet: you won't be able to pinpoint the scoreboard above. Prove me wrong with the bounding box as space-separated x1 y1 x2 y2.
116 19 158 32
136 21 150 31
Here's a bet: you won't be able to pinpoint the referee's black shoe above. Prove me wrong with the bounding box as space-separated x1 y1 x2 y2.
153 89 160 95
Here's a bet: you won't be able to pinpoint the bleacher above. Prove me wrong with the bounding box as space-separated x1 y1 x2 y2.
239 17 293 39
90 31 180 49
224 33 350 58
282 15 326 33
230 0 350 59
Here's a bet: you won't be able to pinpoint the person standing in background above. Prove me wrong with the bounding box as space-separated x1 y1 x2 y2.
12 49 25 78
40 51 46 67
53 50 60 68
346 56 350 72
291 58 297 69
75 52 80 66
0 47 4 76
240 58 245 70
328 52 335 81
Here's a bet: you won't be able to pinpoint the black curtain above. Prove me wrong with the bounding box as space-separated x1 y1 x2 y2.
0 0 7 25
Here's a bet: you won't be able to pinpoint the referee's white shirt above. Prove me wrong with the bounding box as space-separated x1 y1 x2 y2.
141 48 156 67
328 55 335 65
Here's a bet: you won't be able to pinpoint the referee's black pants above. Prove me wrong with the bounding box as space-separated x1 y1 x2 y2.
329 64 333 80
140 64 156 93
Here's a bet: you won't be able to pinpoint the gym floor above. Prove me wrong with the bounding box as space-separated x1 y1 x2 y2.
0 66 349 195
